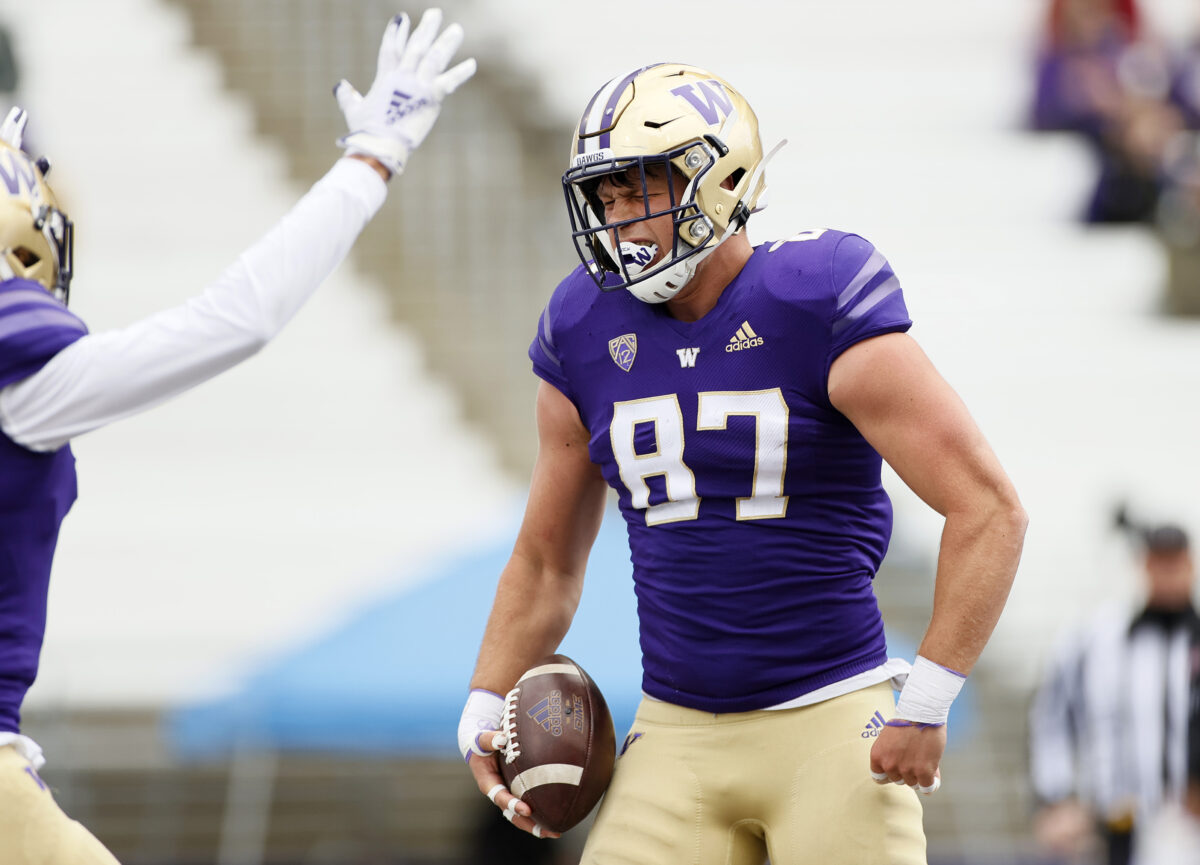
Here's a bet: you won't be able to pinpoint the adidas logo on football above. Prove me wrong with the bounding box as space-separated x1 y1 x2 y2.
861 710 886 739
726 320 764 352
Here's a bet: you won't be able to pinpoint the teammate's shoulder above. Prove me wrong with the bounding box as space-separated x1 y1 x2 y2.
0 277 88 388
0 277 86 331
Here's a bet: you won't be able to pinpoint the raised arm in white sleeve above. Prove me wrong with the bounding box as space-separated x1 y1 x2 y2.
0 8 476 452
0 158 385 451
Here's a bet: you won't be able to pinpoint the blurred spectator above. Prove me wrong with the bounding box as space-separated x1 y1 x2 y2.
1029 512 1200 865
1158 17 1200 316
1031 0 1183 223
1170 61 1200 130
1032 0 1140 135
0 22 29 154
0 25 17 94
1155 132 1200 314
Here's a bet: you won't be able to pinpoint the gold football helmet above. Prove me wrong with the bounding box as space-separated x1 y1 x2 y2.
563 63 771 303
0 131 73 303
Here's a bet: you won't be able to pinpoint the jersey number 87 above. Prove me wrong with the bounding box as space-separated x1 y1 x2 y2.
609 388 788 526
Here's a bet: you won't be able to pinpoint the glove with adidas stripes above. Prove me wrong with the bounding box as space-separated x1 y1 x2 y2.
334 8 476 177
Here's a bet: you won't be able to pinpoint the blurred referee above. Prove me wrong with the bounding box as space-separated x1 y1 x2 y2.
1030 516 1200 865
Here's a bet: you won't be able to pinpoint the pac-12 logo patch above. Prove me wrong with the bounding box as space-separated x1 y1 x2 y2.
608 333 637 372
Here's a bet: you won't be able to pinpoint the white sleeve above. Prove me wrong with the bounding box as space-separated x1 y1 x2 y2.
0 158 387 452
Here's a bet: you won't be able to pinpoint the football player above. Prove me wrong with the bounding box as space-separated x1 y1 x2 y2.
459 64 1027 863
0 10 473 864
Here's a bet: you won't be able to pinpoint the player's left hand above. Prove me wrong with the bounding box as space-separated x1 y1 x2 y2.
458 687 559 839
335 8 476 177
467 739 561 840
869 721 946 796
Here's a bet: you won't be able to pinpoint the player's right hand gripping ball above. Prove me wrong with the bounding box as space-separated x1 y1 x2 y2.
498 654 616 833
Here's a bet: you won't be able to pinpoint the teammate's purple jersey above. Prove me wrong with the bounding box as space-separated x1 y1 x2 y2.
0 278 87 732
530 231 912 713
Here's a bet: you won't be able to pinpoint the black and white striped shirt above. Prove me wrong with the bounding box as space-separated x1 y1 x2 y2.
1029 603 1200 824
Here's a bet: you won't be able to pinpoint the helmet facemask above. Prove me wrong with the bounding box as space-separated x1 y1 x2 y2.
564 142 730 303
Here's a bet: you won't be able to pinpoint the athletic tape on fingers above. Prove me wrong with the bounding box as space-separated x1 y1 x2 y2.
870 771 890 783
532 824 543 839
917 777 942 795
503 800 520 823
485 784 504 803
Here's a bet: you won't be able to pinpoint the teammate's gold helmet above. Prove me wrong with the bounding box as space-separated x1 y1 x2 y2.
563 63 768 303
0 139 73 303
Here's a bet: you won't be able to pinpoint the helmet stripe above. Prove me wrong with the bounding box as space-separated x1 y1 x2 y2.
577 64 664 156
578 73 627 155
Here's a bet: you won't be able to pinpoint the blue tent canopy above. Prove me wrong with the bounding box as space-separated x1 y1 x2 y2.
168 508 644 758
168 506 970 759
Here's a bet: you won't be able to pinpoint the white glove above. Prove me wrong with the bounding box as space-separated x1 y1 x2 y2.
457 689 506 762
334 8 476 176
1 106 28 150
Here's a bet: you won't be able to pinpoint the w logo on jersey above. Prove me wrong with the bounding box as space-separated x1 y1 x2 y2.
676 347 700 368
609 333 637 372
670 80 734 126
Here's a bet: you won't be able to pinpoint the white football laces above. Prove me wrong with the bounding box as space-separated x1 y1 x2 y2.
500 686 521 765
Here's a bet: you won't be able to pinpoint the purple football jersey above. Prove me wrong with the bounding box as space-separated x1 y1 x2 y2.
529 231 912 713
0 278 87 732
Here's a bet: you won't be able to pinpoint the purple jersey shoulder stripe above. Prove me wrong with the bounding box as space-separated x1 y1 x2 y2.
0 278 89 389
537 336 562 368
0 285 57 313
832 275 901 337
0 307 87 342
836 249 887 311
0 280 85 330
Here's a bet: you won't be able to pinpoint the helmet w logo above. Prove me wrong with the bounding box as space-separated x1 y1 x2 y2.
0 149 39 197
670 80 733 126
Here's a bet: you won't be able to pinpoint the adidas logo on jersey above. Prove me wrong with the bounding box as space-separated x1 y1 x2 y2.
861 710 886 739
726 320 764 352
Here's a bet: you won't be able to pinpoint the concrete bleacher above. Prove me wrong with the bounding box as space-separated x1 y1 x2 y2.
7 0 1200 862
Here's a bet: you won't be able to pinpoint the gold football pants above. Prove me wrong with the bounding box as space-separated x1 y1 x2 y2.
580 681 927 865
0 744 121 864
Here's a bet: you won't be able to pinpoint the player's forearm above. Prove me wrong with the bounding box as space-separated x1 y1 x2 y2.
236 157 386 339
917 495 1027 675
470 553 585 694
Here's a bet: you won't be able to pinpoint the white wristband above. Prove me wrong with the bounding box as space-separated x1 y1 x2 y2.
458 689 505 762
894 655 966 726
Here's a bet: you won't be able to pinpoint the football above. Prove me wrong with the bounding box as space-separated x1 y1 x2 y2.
498 654 616 833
